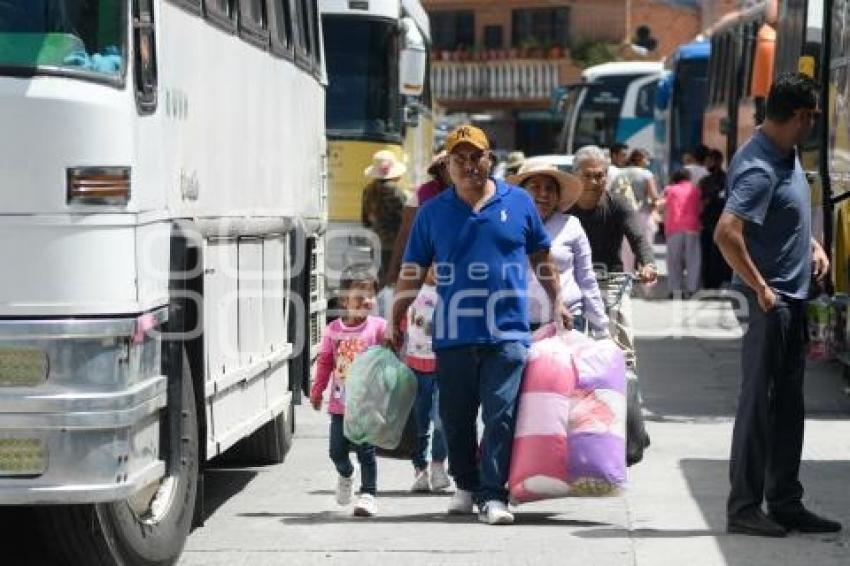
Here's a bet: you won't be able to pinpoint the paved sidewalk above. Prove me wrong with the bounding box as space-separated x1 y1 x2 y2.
178 297 850 566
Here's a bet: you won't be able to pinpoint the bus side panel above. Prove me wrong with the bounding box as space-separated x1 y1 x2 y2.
158 4 324 221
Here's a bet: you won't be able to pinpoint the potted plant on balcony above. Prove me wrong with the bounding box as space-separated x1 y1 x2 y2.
519 37 542 59
547 42 564 59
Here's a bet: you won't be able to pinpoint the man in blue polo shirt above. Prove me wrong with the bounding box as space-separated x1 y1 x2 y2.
715 74 840 538
392 125 568 525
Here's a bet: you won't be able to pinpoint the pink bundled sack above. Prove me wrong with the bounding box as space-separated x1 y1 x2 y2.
509 327 627 503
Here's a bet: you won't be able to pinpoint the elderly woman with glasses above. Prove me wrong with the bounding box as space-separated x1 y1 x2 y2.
507 162 608 335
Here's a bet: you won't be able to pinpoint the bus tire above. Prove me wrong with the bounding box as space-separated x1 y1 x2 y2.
40 350 199 566
222 399 294 465
281 399 295 456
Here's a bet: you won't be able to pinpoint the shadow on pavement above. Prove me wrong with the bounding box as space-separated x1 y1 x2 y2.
308 489 448 498
202 467 259 520
678 459 850 564
238 510 611 527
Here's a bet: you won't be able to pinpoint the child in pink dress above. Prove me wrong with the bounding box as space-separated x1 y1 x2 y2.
310 268 386 517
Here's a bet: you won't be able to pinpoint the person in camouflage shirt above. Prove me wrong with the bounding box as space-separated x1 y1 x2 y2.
362 150 407 285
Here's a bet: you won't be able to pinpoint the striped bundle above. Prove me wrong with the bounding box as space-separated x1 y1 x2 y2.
509 330 627 503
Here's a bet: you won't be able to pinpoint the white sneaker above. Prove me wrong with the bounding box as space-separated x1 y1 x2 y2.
335 474 353 506
411 469 431 492
352 493 377 517
478 500 514 525
447 489 474 515
429 462 451 491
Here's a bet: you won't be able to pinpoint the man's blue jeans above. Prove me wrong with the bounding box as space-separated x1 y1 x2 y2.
435 341 528 504
412 370 448 471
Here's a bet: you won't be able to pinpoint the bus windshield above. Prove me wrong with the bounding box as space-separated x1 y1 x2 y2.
571 75 634 149
0 0 125 80
323 15 401 142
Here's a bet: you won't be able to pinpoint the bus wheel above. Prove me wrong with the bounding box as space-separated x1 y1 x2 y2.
221 400 294 466
41 350 198 566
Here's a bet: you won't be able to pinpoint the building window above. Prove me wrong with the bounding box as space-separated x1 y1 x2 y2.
431 10 475 51
512 7 570 49
484 25 503 49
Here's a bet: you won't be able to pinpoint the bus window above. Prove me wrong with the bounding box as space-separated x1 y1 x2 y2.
310 0 320 66
0 0 127 81
240 0 266 26
270 0 294 56
723 33 735 103
295 0 312 59
206 0 237 31
572 75 632 149
636 81 656 118
323 15 401 141
239 0 270 46
133 0 157 112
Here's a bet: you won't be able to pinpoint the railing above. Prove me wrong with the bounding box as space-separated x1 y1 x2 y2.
432 59 568 102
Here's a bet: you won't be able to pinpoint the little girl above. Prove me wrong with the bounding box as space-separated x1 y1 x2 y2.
310 267 386 517
404 267 451 492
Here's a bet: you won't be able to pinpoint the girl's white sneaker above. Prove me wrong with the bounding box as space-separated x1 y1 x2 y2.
336 474 353 506
411 469 431 492
353 493 377 517
430 462 451 491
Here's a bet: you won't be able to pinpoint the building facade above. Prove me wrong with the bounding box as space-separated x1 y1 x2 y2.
424 0 738 154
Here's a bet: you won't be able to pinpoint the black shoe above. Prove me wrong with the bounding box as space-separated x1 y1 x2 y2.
727 509 787 538
768 507 843 534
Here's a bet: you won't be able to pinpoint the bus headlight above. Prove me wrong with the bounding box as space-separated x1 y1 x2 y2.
67 166 131 205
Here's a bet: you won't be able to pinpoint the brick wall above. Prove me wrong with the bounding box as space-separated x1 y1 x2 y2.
630 0 701 59
701 0 743 30
422 0 627 49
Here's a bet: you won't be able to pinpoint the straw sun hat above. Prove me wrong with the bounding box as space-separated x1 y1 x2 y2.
508 161 582 210
364 150 407 180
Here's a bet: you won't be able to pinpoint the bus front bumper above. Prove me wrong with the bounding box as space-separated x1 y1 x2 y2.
0 310 168 504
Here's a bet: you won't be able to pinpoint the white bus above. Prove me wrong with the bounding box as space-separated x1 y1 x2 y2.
0 1 326 564
559 61 663 154
319 0 429 294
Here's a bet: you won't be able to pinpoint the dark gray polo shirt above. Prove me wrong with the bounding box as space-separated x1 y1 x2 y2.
725 129 812 299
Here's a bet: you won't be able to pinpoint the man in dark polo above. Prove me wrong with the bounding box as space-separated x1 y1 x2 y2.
715 73 841 537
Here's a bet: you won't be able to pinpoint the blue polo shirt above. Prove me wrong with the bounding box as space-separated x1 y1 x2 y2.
725 129 812 299
403 179 550 350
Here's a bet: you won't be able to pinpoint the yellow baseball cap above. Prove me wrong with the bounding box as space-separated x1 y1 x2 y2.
445 124 490 153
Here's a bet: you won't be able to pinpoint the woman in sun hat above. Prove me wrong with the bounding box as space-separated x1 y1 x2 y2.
362 150 408 285
509 161 609 335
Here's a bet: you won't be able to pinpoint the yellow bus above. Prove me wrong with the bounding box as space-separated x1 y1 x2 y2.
319 0 433 290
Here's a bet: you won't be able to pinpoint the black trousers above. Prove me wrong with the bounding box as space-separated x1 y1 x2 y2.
728 289 806 517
